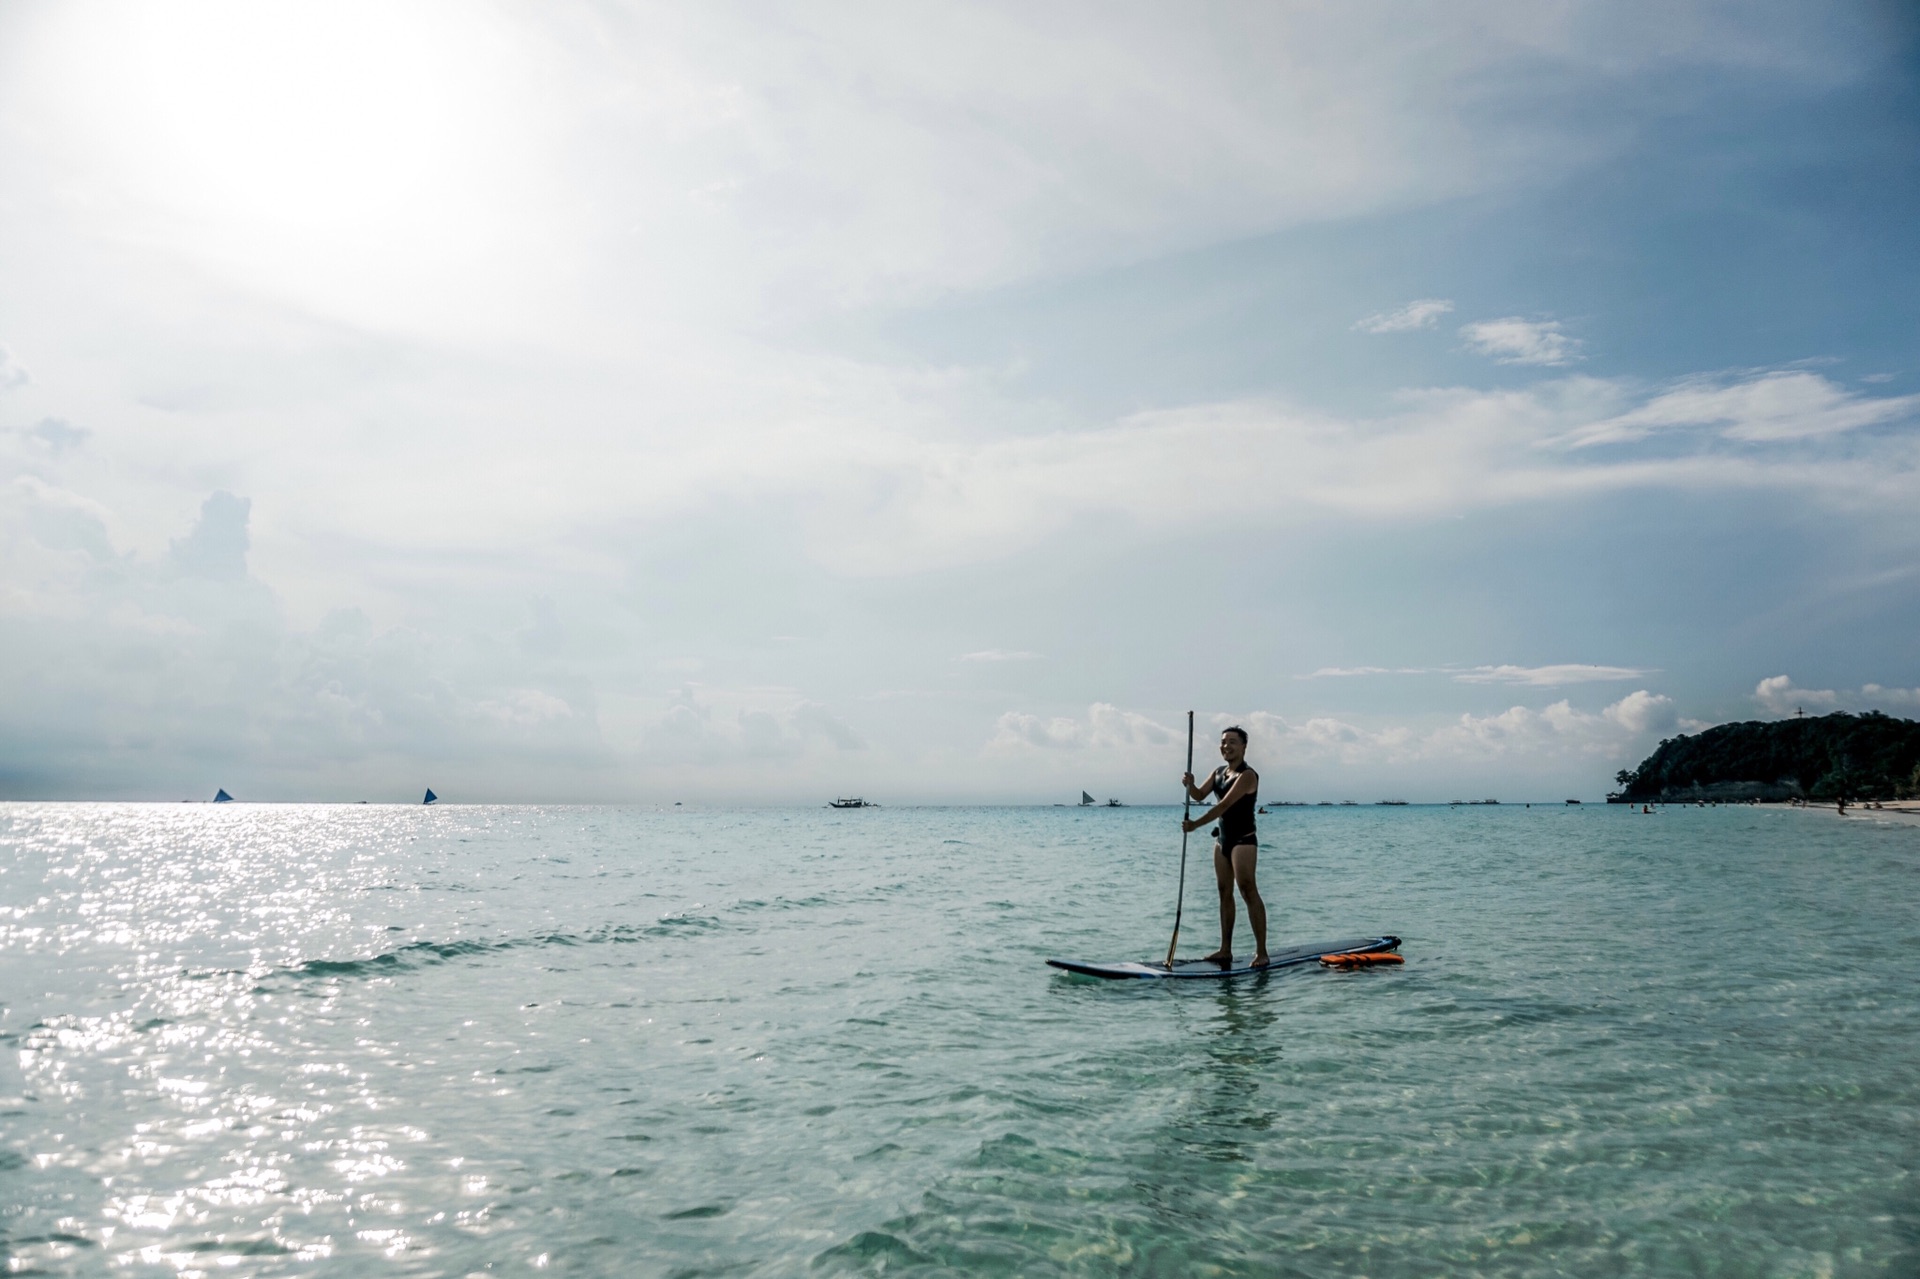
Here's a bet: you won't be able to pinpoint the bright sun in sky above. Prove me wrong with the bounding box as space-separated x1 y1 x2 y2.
30 1 546 331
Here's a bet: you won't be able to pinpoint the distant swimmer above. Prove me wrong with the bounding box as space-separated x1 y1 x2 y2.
1182 726 1266 968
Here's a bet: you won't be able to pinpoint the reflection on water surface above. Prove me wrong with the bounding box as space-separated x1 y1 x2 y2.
2 802 1916 1275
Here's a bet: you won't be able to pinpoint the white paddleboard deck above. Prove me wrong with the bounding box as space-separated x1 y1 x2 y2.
1047 935 1400 980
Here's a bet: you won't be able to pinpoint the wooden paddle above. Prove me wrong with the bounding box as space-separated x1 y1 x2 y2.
1165 710 1194 968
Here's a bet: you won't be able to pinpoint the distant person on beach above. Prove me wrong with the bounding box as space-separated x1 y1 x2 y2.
1182 726 1266 967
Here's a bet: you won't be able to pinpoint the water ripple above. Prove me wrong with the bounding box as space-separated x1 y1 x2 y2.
1 802 1915 1275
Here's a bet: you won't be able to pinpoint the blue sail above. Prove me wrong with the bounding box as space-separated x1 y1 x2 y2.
423 789 437 805
213 788 232 803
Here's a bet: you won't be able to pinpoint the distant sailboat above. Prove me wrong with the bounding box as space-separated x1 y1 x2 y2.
423 789 437 805
1079 791 1096 806
213 788 232 803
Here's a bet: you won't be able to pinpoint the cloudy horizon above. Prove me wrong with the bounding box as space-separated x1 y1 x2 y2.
3 1 1917 803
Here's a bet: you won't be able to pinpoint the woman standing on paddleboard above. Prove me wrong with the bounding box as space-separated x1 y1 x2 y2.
1182 726 1267 967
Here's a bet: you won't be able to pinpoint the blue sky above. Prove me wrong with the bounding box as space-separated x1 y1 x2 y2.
1 1 1916 802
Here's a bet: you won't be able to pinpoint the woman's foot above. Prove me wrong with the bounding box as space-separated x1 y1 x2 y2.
1201 949 1232 965
1251 952 1271 968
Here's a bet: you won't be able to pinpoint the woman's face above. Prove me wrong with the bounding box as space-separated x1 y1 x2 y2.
1220 733 1245 765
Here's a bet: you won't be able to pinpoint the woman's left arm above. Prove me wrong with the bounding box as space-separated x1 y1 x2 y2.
1183 769 1255 833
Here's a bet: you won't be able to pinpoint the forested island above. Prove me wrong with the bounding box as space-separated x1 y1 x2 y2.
1611 711 1920 803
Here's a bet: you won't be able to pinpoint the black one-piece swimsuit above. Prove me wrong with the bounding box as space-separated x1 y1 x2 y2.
1212 766 1259 851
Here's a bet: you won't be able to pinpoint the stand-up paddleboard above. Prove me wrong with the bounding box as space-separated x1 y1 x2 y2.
1047 935 1400 980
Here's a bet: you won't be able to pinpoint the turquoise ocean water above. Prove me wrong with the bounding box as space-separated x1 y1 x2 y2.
2 802 1917 1276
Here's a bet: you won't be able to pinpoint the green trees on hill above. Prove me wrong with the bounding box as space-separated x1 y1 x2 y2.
1612 711 1920 802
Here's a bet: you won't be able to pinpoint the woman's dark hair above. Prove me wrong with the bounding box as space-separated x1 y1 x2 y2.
1221 725 1249 744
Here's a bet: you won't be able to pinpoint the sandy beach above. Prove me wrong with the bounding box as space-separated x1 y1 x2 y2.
1757 799 1920 825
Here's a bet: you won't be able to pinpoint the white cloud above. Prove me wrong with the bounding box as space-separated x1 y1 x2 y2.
1303 664 1652 685
1460 317 1583 366
1754 674 1832 714
1560 370 1920 448
24 418 88 455
793 367 1920 573
0 10 1900 592
1428 691 1674 758
0 1 1863 357
1207 693 1674 771
990 702 1176 751
640 692 865 761
0 344 28 390
10 475 117 563
167 491 251 582
0 481 887 796
1455 664 1655 686
1238 711 1416 768
476 688 576 726
1354 298 1453 333
0 6 1604 341
0 4 1900 800
1753 675 1920 716
1602 689 1678 734
992 692 1673 768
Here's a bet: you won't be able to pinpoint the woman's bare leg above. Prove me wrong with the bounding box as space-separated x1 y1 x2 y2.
1231 844 1267 965
1202 843 1234 962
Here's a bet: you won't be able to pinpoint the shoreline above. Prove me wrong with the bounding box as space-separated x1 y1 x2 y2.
1756 799 1920 825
